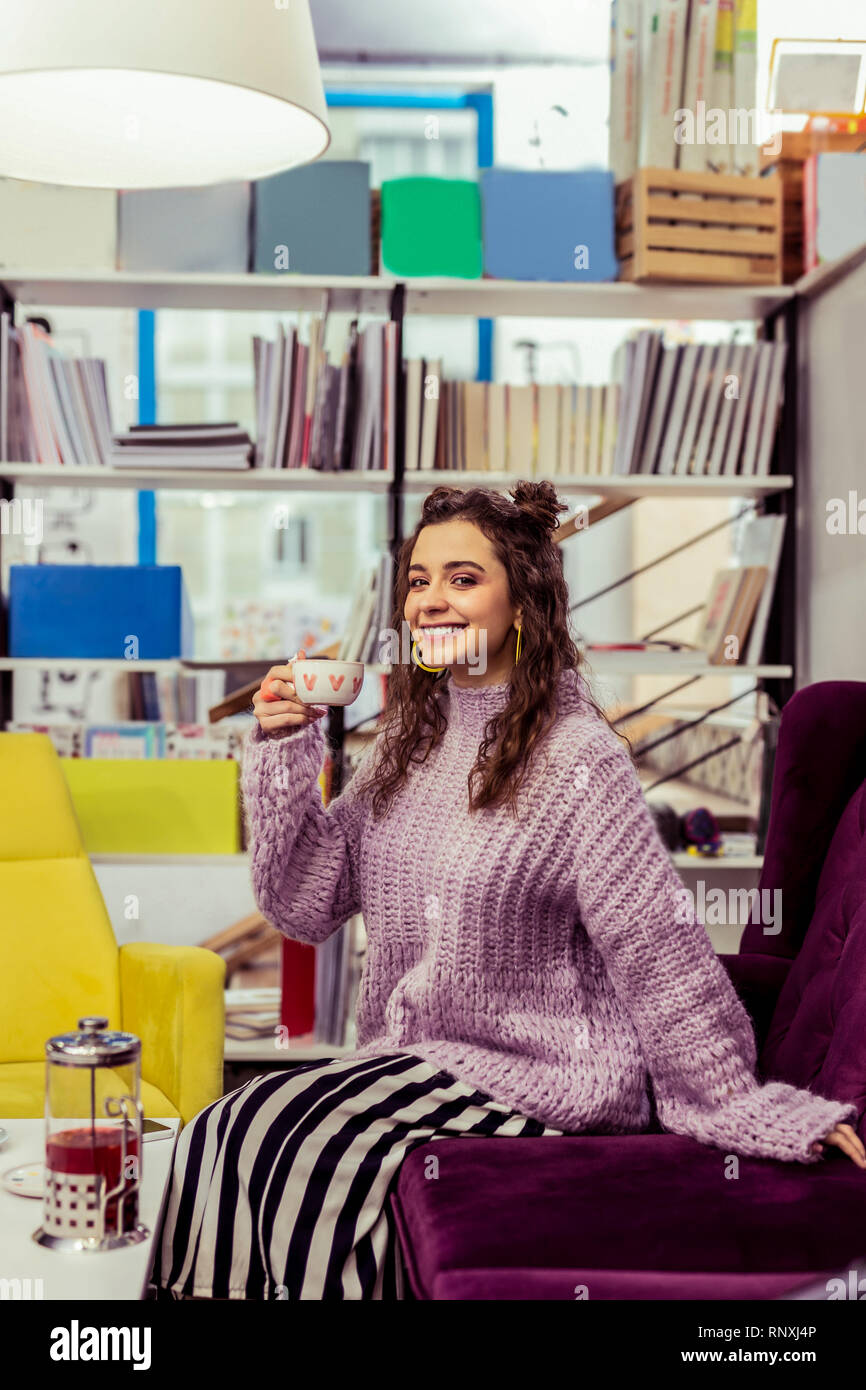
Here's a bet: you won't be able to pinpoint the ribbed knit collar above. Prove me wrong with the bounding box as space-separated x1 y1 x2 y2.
440 666 589 736
441 671 514 735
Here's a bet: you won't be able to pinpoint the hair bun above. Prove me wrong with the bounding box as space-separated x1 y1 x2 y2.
510 480 567 538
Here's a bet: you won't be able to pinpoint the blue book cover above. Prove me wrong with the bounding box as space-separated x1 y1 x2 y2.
84 723 167 758
9 564 193 659
481 168 618 282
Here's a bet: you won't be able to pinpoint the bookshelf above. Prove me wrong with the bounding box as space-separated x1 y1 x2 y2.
0 266 799 711
0 463 396 493
0 656 792 679
0 268 799 1057
0 269 799 713
0 461 792 500
0 269 794 321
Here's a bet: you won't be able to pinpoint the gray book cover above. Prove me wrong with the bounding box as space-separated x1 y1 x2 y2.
253 160 371 275
118 183 251 272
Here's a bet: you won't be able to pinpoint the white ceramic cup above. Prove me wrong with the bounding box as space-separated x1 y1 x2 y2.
291 658 365 707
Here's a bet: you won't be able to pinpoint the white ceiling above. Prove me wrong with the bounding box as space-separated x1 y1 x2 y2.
309 0 610 64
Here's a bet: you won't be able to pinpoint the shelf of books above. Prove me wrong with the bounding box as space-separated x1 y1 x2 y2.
0 656 792 678
0 269 794 321
1 316 792 488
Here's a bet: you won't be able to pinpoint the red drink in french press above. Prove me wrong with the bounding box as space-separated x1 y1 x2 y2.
34 1016 148 1252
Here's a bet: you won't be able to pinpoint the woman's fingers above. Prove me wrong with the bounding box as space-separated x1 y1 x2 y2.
261 650 305 702
822 1125 866 1169
252 650 328 733
837 1123 866 1161
262 677 292 701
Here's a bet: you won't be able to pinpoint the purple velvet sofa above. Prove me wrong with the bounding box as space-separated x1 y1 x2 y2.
389 681 866 1300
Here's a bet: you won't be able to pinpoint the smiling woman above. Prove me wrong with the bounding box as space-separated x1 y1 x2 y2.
151 477 863 1304
356 478 627 819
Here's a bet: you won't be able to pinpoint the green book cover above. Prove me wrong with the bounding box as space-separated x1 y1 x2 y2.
381 177 483 278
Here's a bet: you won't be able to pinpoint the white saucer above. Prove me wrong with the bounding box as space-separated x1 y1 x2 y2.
2 1162 45 1198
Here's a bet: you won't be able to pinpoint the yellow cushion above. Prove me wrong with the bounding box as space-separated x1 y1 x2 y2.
119 943 225 1127
0 1062 180 1121
0 732 86 861
0 731 223 1127
60 758 240 854
0 858 120 1064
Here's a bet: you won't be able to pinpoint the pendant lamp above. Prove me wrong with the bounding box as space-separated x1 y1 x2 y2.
0 0 330 188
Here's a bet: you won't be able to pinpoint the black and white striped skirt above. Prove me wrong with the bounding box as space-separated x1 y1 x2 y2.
150 1050 565 1300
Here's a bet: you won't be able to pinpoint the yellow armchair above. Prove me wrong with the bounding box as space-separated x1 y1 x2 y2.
0 732 225 1126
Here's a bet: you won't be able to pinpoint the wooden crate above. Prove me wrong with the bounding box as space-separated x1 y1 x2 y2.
616 168 782 285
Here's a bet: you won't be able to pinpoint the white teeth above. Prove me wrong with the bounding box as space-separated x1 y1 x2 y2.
419 626 466 636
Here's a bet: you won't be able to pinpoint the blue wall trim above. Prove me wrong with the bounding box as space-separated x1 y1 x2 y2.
465 92 494 169
466 93 495 380
137 309 156 565
326 91 476 109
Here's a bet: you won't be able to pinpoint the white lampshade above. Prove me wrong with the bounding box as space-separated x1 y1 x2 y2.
0 0 330 188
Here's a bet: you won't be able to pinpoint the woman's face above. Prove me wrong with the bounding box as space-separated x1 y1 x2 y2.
404 520 521 685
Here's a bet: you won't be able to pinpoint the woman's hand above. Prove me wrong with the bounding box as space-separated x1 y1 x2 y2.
810 1122 866 1168
252 649 328 737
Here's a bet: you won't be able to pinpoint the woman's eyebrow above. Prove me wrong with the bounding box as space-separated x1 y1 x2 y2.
408 561 487 574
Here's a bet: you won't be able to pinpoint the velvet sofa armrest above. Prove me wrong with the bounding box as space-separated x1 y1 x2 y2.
718 953 792 1065
119 943 226 1127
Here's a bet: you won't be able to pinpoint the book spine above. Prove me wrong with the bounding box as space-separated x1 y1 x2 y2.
340 322 360 471
574 385 588 473
641 0 689 170
678 0 721 172
263 328 284 470
731 0 758 176
803 153 818 273
721 344 758 476
754 342 788 478
609 0 641 184
708 0 734 173
301 319 321 466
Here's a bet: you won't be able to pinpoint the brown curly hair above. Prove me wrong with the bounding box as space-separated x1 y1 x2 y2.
351 480 633 821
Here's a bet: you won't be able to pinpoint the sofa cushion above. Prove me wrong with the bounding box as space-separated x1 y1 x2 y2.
391 1134 866 1300
0 858 120 1063
0 1062 179 1121
425 1269 816 1301
0 732 85 861
760 778 866 1136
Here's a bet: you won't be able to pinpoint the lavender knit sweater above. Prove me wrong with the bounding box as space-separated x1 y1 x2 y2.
241 668 856 1161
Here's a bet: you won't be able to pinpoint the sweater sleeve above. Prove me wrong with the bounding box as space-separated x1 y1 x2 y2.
566 719 859 1165
240 716 368 945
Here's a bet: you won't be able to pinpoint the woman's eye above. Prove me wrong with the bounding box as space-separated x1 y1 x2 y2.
409 576 475 587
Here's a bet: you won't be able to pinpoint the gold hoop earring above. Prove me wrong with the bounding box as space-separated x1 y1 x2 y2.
411 638 447 673
515 625 522 663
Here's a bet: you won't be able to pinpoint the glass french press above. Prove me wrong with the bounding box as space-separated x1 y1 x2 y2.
33 1016 148 1252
